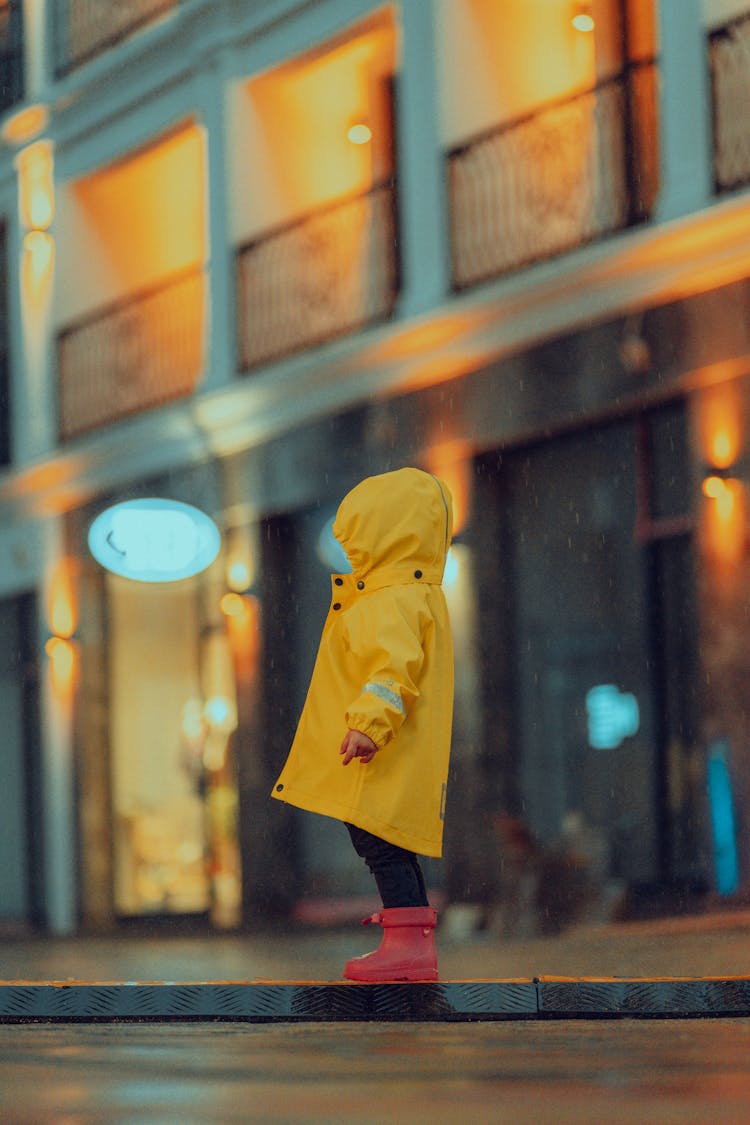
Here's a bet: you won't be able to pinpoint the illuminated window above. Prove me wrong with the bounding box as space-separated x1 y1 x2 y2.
108 572 242 925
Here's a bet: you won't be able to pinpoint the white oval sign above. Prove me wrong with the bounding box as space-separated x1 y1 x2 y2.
88 498 221 583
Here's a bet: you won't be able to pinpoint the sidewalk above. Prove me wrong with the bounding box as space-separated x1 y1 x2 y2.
3 908 750 982
2 908 750 1021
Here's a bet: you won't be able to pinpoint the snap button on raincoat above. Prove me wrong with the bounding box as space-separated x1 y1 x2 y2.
271 468 455 857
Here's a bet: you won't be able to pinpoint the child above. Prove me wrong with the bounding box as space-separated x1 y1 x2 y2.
271 467 454 981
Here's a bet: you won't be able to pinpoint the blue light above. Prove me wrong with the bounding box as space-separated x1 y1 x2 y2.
707 740 739 896
585 684 640 750
443 548 459 587
317 516 352 573
88 498 221 583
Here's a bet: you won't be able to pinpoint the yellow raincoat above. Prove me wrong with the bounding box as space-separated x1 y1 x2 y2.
271 468 454 857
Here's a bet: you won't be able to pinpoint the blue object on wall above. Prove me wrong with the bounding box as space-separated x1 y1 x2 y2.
707 739 739 896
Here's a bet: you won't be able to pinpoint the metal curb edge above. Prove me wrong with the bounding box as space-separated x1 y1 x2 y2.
0 978 749 1022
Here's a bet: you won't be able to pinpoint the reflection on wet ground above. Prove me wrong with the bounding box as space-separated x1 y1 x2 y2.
2 1019 750 1123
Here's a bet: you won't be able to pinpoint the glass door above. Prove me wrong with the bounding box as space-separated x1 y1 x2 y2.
108 567 242 926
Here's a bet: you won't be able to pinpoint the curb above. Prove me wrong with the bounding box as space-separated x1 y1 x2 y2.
1 977 750 1022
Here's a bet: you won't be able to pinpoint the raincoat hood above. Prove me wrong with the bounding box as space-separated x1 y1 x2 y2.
333 468 454 585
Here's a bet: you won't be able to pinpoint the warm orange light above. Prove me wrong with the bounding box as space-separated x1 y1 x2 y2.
24 229 54 276
30 188 53 230
220 592 247 618
225 594 260 677
48 559 77 639
426 449 472 536
696 381 743 471
711 430 734 467
45 636 77 695
703 476 738 520
75 125 205 296
245 20 394 215
373 318 467 364
2 104 49 147
702 477 746 566
17 140 54 232
347 123 372 145
703 475 728 501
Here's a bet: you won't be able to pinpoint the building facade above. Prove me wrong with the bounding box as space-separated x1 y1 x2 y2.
1 0 750 935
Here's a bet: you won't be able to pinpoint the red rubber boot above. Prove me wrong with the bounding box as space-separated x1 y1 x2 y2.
343 906 439 982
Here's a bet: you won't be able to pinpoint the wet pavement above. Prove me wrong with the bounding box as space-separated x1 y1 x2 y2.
2 913 750 1121
3 909 750 983
2 1018 750 1123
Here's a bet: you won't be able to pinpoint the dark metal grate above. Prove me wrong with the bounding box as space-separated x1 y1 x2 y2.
236 179 399 373
447 62 659 290
2 978 750 1023
54 0 180 76
57 266 205 440
709 12 750 193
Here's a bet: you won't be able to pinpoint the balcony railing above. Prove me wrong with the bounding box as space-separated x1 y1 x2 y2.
57 267 204 441
710 11 750 193
447 62 659 290
236 179 399 372
54 0 179 75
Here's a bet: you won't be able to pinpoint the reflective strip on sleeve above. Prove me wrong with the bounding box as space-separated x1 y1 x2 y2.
363 681 405 715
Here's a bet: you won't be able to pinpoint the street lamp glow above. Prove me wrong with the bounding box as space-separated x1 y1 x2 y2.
88 498 221 582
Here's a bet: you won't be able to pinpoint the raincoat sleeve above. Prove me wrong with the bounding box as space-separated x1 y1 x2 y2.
343 590 427 749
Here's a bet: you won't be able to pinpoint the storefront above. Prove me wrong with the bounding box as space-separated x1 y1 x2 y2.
61 272 750 931
68 470 251 931
471 401 706 930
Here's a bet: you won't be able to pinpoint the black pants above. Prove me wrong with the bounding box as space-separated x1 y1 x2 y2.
345 823 428 909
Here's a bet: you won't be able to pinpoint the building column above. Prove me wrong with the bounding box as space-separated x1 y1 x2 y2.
394 0 451 318
655 0 714 223
39 515 78 935
8 137 57 467
193 57 236 393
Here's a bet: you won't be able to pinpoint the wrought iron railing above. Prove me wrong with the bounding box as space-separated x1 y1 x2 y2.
0 1 23 113
236 179 399 372
710 11 750 193
54 0 179 75
57 267 204 441
447 61 659 290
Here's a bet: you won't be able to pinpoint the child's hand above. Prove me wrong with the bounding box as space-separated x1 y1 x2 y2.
339 730 379 765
